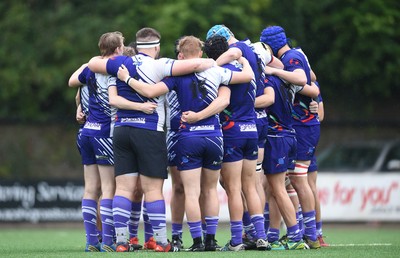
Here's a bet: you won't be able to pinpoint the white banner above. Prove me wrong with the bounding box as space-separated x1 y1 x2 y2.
2 174 398 222
162 173 400 222
317 173 400 221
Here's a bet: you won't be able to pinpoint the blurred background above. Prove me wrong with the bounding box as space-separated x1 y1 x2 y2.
1 0 399 223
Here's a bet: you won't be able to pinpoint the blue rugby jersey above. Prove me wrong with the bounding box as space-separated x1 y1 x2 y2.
230 40 267 127
219 61 257 139
78 66 117 138
106 54 175 132
280 49 319 126
229 40 260 83
264 75 297 137
314 81 323 123
162 65 233 139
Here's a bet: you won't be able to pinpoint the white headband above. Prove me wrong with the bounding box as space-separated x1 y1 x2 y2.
136 40 160 48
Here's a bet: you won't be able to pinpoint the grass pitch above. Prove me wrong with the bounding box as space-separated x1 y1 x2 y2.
0 223 399 257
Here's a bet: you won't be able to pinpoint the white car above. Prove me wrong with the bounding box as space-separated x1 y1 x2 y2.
317 139 400 173
315 139 400 222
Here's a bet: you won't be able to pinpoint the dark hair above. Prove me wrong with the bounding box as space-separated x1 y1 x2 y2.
204 36 229 60
136 27 161 42
174 37 183 58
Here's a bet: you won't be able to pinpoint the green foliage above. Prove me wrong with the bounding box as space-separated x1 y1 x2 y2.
284 0 400 100
0 0 399 121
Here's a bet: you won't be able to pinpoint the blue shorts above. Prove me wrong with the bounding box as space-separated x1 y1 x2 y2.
79 134 114 166
223 138 258 162
257 123 268 149
294 124 320 161
308 156 318 172
175 136 223 171
167 130 179 167
263 136 296 174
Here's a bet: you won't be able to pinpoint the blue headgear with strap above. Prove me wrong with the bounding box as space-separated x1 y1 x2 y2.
260 26 287 56
206 25 234 41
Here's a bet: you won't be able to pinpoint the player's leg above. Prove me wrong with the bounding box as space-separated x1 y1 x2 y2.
201 167 221 251
242 147 267 249
133 128 172 252
112 126 139 252
79 134 101 252
98 164 116 251
92 135 116 251
180 167 203 251
308 161 329 247
263 136 306 250
241 138 268 250
290 125 320 248
168 131 185 248
199 136 223 251
170 165 185 249
82 164 101 251
220 160 245 251
266 172 305 249
241 194 258 250
286 182 303 235
129 181 144 249
242 157 268 250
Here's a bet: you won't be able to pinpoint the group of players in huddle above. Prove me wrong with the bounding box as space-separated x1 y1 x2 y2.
68 23 327 252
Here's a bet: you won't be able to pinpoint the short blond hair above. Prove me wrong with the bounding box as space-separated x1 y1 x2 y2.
177 36 203 58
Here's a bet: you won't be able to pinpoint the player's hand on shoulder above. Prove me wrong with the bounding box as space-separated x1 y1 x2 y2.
309 100 319 113
117 64 129 82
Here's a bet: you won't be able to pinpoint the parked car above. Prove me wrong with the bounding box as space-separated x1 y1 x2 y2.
317 139 400 173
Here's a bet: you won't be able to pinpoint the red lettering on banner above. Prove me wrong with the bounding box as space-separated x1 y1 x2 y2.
334 182 355 204
318 188 329 205
218 189 228 204
360 182 399 210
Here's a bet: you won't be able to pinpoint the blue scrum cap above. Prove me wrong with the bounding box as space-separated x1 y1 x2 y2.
260 26 287 55
206 25 234 41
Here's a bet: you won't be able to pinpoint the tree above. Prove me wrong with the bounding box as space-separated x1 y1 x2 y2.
0 0 399 122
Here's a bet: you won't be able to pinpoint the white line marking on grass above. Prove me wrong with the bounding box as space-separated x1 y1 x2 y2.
330 243 392 247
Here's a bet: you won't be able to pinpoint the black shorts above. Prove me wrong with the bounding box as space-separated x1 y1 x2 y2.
113 126 168 179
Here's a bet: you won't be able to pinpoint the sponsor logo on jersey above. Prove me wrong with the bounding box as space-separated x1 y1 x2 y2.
95 155 109 160
84 122 101 130
120 118 146 124
256 110 267 119
189 125 215 131
239 124 257 132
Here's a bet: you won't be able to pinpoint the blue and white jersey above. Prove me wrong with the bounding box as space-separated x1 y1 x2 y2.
163 65 233 139
78 66 117 138
77 84 89 132
230 40 267 126
229 40 260 86
106 54 175 132
80 84 89 117
219 61 257 139
166 90 181 132
254 79 268 126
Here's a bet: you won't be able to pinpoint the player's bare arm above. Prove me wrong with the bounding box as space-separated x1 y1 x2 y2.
182 86 230 124
255 87 275 108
